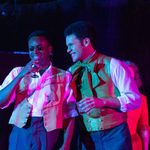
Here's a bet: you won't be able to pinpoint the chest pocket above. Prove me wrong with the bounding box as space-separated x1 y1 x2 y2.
41 75 65 107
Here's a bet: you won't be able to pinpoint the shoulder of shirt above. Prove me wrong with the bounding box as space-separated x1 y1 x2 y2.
10 66 23 73
96 53 126 74
95 52 112 64
110 57 125 68
95 52 122 64
5 66 23 78
110 57 132 78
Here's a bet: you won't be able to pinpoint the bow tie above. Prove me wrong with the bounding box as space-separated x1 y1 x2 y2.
69 60 105 98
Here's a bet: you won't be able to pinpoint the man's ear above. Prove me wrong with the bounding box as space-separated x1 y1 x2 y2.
83 37 90 47
48 45 53 56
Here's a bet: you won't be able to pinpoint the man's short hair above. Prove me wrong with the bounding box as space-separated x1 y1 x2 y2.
28 30 52 45
64 20 97 48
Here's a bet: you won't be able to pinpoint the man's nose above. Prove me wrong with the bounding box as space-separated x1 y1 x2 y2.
34 48 40 54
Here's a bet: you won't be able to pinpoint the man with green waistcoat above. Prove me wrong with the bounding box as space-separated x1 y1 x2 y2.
64 20 141 150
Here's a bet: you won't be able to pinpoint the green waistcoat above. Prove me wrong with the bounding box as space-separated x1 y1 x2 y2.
69 52 126 132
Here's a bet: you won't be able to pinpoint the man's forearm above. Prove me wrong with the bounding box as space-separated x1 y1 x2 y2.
60 118 75 150
139 126 149 150
102 97 121 109
0 75 22 107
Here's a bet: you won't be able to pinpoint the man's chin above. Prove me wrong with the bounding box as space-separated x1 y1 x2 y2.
72 58 78 62
33 60 40 65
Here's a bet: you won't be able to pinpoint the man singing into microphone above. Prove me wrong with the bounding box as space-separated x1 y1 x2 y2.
0 30 77 150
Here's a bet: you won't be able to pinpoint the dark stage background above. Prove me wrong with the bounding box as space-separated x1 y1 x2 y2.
0 0 150 149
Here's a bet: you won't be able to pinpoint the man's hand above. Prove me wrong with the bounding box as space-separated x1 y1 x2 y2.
77 97 105 113
18 60 38 77
77 96 121 117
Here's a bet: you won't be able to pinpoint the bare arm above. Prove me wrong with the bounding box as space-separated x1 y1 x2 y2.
0 61 34 108
139 126 149 150
60 118 75 150
138 95 149 150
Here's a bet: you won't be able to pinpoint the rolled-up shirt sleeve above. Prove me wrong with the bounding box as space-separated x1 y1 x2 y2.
0 67 22 109
63 71 78 118
110 58 141 112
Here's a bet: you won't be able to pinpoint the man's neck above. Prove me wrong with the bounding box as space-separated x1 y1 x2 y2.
39 61 51 75
82 50 96 63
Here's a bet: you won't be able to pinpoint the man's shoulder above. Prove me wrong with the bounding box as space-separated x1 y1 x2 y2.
8 66 23 75
96 53 112 64
97 53 123 66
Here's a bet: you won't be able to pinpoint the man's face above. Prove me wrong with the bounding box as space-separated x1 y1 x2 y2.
66 34 85 62
28 36 52 67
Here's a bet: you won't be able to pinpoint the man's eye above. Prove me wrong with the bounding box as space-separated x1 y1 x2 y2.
29 46 43 52
37 46 42 51
29 48 34 52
